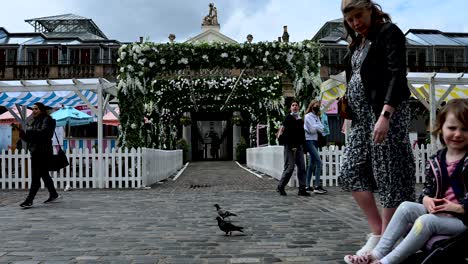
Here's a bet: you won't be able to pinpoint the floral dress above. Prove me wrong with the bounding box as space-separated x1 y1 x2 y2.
338 41 415 208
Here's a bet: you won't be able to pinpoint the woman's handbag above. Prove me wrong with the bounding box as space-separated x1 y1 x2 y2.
48 132 69 171
337 96 352 120
317 132 327 148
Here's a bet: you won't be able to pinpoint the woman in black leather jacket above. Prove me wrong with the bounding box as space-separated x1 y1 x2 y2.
337 0 416 256
16 102 60 208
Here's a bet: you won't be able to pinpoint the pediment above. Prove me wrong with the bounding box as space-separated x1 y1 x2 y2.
185 29 237 44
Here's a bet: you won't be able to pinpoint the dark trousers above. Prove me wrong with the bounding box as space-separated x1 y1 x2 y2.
27 153 57 201
278 144 306 189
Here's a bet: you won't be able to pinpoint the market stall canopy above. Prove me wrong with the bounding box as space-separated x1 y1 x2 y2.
0 108 32 124
319 71 468 112
51 106 94 127
0 79 102 108
103 107 119 127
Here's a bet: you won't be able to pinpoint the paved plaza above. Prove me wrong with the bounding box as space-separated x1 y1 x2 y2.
0 161 374 264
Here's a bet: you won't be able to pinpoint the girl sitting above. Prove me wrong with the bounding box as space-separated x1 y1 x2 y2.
345 98 468 264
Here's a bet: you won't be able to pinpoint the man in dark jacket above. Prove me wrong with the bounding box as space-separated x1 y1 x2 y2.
277 100 310 196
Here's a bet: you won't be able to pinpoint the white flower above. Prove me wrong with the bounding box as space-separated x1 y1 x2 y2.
202 54 209 60
138 58 146 65
265 51 270 56
120 52 127 60
221 52 228 58
160 58 166 64
120 67 125 73
263 58 268 62
131 123 137 129
127 65 134 72
178 58 189 64
149 62 155 68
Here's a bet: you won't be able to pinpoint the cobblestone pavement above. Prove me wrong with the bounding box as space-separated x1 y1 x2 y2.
0 161 374 264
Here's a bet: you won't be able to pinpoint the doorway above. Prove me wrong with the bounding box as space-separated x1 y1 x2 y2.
191 112 233 161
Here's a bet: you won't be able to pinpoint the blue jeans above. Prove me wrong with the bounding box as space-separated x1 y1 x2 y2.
373 201 467 264
305 140 322 188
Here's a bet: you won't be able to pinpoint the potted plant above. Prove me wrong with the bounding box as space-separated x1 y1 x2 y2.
235 137 247 164
180 116 192 126
176 138 189 163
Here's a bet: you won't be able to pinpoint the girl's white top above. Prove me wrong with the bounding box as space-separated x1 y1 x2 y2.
304 112 324 141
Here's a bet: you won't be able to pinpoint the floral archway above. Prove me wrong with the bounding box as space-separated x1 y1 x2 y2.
117 41 321 149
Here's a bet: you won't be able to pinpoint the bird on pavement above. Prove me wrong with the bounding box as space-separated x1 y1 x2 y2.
215 216 244 236
214 203 237 219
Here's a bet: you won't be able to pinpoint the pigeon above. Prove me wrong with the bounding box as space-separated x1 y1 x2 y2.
216 216 244 236
214 204 237 219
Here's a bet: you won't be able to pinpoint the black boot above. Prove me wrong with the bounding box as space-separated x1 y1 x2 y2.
277 185 287 196
298 188 311 196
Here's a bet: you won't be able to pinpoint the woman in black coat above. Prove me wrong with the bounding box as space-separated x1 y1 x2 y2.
15 102 60 208
337 0 416 256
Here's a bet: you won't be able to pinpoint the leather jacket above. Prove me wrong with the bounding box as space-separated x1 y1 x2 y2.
20 114 56 156
345 22 410 119
418 149 468 226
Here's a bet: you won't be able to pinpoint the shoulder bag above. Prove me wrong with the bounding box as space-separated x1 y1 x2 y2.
48 132 69 171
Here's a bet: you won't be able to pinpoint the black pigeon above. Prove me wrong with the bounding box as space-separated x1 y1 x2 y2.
214 204 237 219
216 216 244 236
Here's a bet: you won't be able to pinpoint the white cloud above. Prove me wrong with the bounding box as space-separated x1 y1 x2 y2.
0 0 467 43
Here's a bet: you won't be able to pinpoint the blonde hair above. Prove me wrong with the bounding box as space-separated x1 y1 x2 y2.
306 99 321 114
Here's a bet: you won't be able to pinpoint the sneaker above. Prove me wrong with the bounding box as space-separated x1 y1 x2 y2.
356 233 381 256
277 186 287 196
20 200 33 208
298 190 311 196
344 253 378 264
305 187 313 192
313 186 328 194
44 194 61 204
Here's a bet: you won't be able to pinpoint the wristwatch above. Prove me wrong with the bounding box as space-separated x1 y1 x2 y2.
381 110 392 119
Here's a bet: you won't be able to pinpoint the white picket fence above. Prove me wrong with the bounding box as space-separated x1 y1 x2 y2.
247 144 434 187
0 148 183 190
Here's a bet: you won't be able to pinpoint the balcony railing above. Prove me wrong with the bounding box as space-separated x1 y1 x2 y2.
0 61 118 81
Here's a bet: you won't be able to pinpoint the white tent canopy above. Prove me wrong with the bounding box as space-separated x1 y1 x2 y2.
320 72 468 146
0 78 116 188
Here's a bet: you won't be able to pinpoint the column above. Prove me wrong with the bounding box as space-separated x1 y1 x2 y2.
232 111 241 160
182 112 192 161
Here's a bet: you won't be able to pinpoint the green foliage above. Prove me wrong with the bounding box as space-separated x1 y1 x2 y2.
176 138 189 163
117 40 321 149
231 116 243 126
235 137 248 163
179 116 192 126
176 138 189 151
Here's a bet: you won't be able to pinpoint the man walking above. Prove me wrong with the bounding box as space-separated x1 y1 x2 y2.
277 100 310 196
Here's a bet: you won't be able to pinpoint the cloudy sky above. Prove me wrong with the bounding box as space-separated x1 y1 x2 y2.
1 0 467 43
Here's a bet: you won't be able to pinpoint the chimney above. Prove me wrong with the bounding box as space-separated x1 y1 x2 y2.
139 36 144 43
282 26 289 43
278 37 282 42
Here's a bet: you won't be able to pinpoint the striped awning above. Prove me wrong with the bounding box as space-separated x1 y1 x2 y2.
0 90 98 108
0 79 110 109
320 72 468 112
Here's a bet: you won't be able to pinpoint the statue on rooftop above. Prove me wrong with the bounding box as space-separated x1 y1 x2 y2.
202 3 220 26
